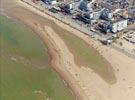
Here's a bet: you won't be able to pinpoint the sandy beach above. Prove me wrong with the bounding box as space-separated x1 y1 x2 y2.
1 0 135 100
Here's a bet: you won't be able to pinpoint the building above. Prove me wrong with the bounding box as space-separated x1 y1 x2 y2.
92 9 103 19
100 9 113 20
41 0 57 5
101 2 116 11
104 0 131 9
110 19 128 33
75 8 102 24
129 6 135 17
59 3 75 14
98 22 110 33
79 0 92 12
76 13 91 24
98 15 128 33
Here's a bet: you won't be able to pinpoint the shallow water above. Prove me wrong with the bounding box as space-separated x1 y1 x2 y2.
0 15 74 100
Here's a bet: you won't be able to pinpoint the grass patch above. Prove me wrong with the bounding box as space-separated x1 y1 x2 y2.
0 15 74 100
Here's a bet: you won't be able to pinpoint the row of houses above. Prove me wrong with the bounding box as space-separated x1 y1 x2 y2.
36 0 133 34
76 1 128 33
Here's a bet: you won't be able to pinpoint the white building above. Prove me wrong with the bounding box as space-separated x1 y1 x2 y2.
42 0 57 5
51 0 57 5
110 19 127 33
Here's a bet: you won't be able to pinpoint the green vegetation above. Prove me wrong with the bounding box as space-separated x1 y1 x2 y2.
53 26 116 84
0 16 74 100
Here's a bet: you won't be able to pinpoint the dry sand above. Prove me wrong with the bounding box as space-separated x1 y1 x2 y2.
1 0 135 100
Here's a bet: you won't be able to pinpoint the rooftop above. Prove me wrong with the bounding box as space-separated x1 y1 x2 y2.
110 15 127 23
